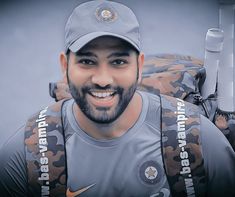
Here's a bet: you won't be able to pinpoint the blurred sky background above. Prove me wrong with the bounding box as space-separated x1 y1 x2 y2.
0 0 221 145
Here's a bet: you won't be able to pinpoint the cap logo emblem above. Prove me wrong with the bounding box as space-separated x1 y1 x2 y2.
101 10 112 19
96 6 117 22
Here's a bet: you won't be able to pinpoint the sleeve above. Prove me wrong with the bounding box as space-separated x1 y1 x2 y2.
0 126 28 197
200 115 235 197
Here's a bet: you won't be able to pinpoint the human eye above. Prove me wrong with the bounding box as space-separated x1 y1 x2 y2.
111 59 128 66
78 59 96 66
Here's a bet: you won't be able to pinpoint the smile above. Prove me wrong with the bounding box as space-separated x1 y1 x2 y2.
87 90 117 107
90 91 115 98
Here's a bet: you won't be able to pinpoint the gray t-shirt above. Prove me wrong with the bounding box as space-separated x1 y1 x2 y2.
0 92 235 197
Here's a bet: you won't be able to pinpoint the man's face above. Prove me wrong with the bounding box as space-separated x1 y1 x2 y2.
66 36 142 124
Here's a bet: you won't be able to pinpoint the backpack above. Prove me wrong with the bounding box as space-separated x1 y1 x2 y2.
25 94 206 197
137 54 234 151
138 54 205 103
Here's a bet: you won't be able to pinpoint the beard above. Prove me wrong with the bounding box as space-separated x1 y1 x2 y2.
67 78 138 124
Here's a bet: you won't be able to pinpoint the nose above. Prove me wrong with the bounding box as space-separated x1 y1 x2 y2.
91 66 114 87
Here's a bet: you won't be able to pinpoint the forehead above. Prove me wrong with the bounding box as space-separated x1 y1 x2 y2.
79 36 135 52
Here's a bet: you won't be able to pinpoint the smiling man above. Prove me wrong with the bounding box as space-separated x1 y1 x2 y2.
63 36 143 139
0 1 235 197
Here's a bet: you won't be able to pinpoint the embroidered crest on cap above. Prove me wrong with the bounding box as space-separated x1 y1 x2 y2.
139 160 162 185
95 6 117 22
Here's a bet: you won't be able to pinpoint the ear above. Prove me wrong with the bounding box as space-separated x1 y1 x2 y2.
137 52 145 84
60 52 68 83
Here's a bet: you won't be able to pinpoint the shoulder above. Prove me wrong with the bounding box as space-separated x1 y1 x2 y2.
0 125 26 167
199 113 235 158
199 114 234 153
0 125 27 195
157 95 235 196
199 114 235 196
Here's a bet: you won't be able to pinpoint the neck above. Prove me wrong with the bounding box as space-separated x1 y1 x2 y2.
73 92 142 139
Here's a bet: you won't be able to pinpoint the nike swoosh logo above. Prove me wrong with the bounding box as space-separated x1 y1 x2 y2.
66 183 96 197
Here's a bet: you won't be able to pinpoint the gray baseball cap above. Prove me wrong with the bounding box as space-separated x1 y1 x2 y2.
65 0 140 53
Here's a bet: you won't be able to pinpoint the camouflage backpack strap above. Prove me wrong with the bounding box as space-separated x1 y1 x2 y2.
160 94 207 197
25 100 67 197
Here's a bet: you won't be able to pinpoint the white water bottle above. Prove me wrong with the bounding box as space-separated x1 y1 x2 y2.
201 28 224 99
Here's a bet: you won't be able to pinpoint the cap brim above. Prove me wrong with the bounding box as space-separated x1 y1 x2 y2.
68 31 140 53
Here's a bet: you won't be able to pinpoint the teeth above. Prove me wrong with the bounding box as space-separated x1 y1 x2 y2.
91 91 114 98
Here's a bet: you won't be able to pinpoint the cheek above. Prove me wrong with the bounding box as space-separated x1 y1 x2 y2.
115 67 138 85
68 67 89 84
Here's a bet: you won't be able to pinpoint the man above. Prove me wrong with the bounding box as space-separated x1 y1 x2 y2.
0 1 234 197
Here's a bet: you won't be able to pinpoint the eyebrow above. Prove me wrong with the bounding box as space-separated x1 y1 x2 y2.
75 51 97 58
75 51 130 58
107 52 130 58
